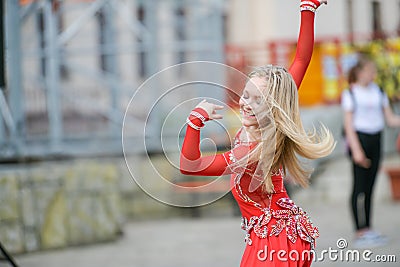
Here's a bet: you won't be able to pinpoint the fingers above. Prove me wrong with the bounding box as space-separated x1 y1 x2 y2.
214 104 224 110
362 158 371 169
210 104 224 120
195 100 224 120
198 100 223 106
211 114 224 120
355 157 371 169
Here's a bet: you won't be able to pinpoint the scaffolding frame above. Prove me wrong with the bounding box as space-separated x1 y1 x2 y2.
1 0 226 160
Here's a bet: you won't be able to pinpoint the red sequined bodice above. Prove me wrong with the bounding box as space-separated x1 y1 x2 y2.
228 131 319 249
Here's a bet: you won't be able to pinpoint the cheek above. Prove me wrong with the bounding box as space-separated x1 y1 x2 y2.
252 103 263 113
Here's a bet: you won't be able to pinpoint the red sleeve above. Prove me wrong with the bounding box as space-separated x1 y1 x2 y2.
180 108 251 176
288 10 316 90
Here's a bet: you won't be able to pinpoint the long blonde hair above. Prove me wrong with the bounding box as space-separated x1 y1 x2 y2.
230 65 336 193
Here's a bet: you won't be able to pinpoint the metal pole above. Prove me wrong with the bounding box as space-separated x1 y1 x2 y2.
211 1 224 63
0 90 16 138
0 0 4 89
5 0 24 156
144 0 161 152
44 0 62 152
20 0 39 23
144 0 159 78
58 0 107 46
209 0 225 101
0 89 5 150
100 1 121 138
0 0 5 149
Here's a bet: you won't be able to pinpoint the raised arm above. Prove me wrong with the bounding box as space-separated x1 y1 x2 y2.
289 0 326 89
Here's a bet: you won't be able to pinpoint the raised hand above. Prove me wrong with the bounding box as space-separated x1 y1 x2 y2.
195 100 224 120
300 0 327 12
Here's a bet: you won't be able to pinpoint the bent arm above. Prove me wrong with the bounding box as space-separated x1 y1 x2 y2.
180 108 231 176
288 8 316 89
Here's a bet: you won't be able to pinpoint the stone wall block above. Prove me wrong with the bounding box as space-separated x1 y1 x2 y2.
40 190 68 249
67 194 96 245
0 223 24 254
20 187 35 227
0 175 19 221
24 228 39 252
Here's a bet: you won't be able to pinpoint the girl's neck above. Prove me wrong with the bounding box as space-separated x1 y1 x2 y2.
356 80 371 88
242 126 260 142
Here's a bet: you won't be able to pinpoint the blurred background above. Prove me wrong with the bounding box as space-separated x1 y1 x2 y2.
0 0 399 266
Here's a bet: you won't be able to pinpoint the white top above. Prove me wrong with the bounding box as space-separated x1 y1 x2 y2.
341 83 389 134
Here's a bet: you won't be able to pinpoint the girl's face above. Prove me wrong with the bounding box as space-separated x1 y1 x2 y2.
358 62 377 85
239 77 265 128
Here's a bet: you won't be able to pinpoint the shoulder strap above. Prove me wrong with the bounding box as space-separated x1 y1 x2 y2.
379 87 385 108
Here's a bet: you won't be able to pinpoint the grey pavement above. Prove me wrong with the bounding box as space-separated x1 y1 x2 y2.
15 154 400 267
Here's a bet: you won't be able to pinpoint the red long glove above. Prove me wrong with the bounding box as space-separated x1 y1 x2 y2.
289 6 317 89
180 108 251 176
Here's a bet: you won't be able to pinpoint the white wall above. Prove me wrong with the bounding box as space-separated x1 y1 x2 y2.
227 0 400 45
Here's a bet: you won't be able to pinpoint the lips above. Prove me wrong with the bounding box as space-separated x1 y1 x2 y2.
242 110 256 118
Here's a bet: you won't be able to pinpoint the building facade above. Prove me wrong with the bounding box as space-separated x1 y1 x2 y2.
226 0 400 45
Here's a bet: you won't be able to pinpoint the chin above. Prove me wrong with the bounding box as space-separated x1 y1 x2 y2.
241 119 258 128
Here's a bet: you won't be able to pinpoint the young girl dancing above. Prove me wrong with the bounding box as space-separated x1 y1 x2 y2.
180 1 335 266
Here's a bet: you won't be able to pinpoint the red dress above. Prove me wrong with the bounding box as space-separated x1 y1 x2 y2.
180 10 318 267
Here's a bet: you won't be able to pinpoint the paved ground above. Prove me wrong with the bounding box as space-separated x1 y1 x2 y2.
14 154 400 267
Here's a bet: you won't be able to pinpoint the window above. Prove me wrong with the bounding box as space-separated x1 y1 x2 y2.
372 1 386 39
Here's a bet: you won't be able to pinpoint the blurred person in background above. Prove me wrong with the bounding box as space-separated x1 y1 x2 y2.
342 56 400 248
180 1 334 266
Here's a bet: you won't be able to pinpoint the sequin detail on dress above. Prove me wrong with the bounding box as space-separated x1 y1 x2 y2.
231 127 319 250
240 198 319 249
